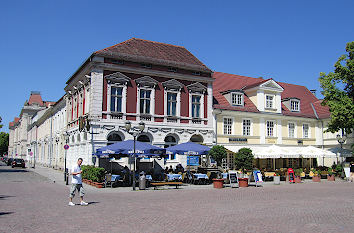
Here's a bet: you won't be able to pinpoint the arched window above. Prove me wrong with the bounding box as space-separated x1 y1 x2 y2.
190 134 203 144
137 135 150 143
107 132 123 146
164 135 178 148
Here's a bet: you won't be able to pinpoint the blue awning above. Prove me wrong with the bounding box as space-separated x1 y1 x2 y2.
166 142 210 155
95 140 166 158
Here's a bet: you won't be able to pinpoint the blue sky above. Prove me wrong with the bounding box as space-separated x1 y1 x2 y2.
1 0 353 132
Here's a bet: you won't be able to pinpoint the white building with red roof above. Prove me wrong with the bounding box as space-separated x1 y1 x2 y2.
213 72 352 170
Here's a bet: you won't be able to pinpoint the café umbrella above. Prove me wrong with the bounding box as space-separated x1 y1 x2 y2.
166 142 210 155
95 140 166 158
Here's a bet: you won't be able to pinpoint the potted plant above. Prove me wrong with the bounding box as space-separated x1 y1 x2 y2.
312 169 321 182
234 148 254 187
327 168 335 181
209 145 227 188
294 168 302 183
91 167 105 188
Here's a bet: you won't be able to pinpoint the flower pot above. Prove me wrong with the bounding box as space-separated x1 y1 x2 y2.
312 176 321 182
295 176 301 183
96 182 104 188
327 175 335 181
273 176 280 185
238 178 249 187
212 179 224 189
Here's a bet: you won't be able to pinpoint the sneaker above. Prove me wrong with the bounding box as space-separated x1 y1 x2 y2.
80 201 88 206
68 202 75 206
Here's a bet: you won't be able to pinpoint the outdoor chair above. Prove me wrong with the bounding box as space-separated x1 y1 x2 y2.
105 174 113 188
206 172 212 184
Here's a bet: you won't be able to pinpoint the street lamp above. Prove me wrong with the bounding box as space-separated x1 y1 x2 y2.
336 133 347 164
63 132 70 185
124 121 145 191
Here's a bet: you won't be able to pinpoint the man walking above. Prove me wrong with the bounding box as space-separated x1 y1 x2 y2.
68 158 88 206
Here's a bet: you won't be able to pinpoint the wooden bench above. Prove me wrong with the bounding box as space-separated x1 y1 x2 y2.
150 181 182 190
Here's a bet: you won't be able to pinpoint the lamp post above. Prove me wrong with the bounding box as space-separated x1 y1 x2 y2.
124 121 145 191
63 132 69 185
336 133 347 164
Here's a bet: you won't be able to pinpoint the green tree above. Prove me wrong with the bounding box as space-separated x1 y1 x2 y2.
0 132 9 155
319 41 354 134
234 148 254 173
208 145 227 166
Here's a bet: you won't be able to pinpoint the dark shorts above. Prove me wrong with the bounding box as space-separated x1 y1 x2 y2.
69 184 85 198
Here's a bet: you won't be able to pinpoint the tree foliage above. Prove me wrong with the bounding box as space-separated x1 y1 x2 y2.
234 148 254 172
319 41 354 134
208 145 227 166
0 132 9 155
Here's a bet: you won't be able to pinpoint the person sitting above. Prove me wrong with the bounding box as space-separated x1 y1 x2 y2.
168 165 174 174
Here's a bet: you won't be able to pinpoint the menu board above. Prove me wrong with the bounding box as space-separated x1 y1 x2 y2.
187 156 199 166
229 172 238 188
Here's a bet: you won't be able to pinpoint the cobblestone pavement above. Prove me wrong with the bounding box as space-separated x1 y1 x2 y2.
1 162 354 233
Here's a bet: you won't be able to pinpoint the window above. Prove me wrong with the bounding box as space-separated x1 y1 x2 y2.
232 93 243 106
192 95 201 118
192 71 201 76
288 123 295 138
167 92 177 116
266 121 274 137
111 59 124 65
110 87 123 112
303 124 309 138
223 118 233 135
140 89 151 114
291 100 300 112
243 119 251 136
266 95 274 109
168 67 177 72
141 63 152 69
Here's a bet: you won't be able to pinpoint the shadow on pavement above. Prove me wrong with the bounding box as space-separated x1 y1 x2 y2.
88 201 100 205
0 169 28 173
0 195 16 200
0 212 14 216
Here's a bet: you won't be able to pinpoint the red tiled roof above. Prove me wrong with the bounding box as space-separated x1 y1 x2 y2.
44 101 56 107
14 117 20 123
95 38 211 72
28 93 44 106
213 72 331 119
9 122 14 127
213 72 263 113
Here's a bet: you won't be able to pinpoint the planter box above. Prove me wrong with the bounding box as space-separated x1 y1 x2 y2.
312 176 321 182
96 182 104 188
327 175 335 181
295 177 301 183
212 179 224 189
238 178 248 187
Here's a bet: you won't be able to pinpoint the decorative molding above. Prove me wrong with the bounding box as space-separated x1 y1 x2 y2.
105 71 131 85
186 82 207 94
160 128 171 133
199 130 208 135
162 79 184 91
186 129 196 134
148 127 159 133
175 129 184 134
135 76 158 88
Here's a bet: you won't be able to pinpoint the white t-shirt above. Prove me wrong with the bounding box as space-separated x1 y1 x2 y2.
71 164 82 184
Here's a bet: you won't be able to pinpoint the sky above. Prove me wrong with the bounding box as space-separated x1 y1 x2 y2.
0 0 353 133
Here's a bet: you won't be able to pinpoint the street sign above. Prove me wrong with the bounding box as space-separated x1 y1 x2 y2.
64 145 69 150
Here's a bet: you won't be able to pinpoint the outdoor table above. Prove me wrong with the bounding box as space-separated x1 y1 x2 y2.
111 174 121 182
167 174 182 181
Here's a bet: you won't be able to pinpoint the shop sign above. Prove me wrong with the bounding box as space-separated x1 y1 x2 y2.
229 138 248 143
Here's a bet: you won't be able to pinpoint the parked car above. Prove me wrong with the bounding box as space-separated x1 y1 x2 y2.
12 159 25 168
6 158 14 166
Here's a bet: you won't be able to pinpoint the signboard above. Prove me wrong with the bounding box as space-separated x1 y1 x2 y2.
288 168 295 183
64 145 70 150
229 138 248 144
187 156 199 166
229 172 239 188
253 170 263 187
344 167 350 179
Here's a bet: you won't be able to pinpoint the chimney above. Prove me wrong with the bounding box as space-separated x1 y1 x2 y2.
310 89 316 97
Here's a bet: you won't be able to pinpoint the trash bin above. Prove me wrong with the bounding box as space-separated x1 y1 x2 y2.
139 172 146 190
274 176 280 185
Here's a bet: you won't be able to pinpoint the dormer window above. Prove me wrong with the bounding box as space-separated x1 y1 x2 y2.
290 99 300 112
168 67 177 72
231 93 243 106
265 95 274 109
192 71 201 76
